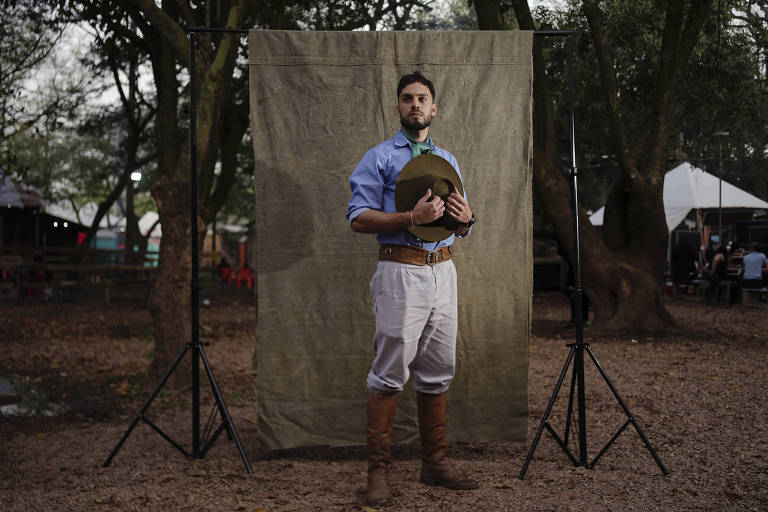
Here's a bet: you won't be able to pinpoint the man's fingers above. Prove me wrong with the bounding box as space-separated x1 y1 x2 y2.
448 192 466 206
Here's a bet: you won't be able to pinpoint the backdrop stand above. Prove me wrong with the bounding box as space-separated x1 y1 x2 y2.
103 28 252 474
519 31 668 479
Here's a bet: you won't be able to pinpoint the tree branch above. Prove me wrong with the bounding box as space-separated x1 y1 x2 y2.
119 0 190 67
170 0 196 27
642 0 713 171
581 0 633 171
110 63 136 129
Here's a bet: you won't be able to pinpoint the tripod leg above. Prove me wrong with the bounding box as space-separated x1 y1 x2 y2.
519 345 577 480
198 345 253 474
563 360 577 450
585 346 669 475
103 343 191 467
574 345 588 466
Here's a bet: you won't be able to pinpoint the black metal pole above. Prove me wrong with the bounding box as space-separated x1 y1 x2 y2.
186 26 251 473
102 26 247 474
189 31 202 457
565 33 588 466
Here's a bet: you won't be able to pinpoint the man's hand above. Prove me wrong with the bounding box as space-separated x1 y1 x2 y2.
445 191 472 225
411 188 445 225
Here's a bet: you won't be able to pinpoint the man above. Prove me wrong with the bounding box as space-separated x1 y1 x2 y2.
346 71 478 506
742 242 768 289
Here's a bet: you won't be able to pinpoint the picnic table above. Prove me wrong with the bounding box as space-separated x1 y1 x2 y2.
0 247 157 302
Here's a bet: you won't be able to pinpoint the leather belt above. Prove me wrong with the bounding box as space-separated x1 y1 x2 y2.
379 244 452 266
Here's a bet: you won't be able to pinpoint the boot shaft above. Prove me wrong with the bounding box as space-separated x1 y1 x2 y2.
367 392 398 469
417 391 479 490
417 391 448 464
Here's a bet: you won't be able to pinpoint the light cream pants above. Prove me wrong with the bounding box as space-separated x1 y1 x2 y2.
366 260 457 395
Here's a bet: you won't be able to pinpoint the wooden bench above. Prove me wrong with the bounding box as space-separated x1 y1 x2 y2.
5 263 156 303
0 394 21 406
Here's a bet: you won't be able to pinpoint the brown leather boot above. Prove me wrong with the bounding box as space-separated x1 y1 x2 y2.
366 392 398 506
417 391 478 490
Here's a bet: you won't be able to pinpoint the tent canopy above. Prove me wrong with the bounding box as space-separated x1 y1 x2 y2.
589 162 768 232
44 200 126 230
0 170 45 209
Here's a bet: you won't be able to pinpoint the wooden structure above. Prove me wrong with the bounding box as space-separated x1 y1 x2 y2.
0 247 157 303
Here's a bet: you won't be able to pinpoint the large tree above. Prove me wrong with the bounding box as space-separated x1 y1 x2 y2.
474 0 714 329
89 0 247 384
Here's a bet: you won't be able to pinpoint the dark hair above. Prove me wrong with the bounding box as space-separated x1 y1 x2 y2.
397 71 435 101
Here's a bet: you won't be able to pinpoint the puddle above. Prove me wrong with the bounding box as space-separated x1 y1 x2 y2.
0 377 69 417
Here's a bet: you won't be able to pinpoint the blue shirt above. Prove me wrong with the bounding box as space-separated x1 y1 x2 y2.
346 131 467 251
743 251 768 280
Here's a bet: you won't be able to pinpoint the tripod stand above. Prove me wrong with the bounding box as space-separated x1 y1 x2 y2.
519 32 668 480
103 28 252 473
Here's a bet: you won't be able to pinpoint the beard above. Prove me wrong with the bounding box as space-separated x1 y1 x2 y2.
400 111 432 131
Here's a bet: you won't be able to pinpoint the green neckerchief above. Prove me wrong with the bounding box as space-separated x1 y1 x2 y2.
400 128 433 159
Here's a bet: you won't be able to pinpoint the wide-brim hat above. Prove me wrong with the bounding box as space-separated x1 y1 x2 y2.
395 154 464 242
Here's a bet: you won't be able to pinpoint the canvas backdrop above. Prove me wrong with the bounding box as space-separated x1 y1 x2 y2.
248 30 533 450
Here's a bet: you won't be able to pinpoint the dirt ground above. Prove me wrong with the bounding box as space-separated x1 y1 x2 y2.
0 291 766 511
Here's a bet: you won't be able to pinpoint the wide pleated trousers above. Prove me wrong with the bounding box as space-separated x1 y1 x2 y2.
366 259 458 395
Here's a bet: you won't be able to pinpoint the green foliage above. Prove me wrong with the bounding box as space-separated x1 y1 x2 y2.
7 122 116 203
535 1 768 210
678 0 768 199
272 0 436 30
412 0 479 30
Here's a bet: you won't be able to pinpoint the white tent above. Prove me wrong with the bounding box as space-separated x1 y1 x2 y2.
589 162 768 232
138 211 161 238
0 171 45 209
44 200 125 230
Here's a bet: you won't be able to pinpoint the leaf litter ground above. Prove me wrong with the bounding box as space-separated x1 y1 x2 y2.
0 291 766 511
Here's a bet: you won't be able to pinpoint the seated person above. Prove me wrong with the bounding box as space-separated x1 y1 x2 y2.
217 256 232 286
671 240 697 288
702 246 729 302
742 242 768 289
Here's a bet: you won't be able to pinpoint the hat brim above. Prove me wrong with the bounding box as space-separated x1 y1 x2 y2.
395 154 464 242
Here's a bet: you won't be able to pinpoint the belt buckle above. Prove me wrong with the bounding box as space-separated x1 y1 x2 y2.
426 250 440 266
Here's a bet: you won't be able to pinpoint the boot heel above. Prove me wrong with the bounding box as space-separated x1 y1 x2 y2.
420 474 439 486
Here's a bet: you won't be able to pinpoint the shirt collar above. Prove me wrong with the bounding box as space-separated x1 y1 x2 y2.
394 129 436 150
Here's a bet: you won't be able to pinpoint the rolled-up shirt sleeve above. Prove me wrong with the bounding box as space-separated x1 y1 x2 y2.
347 149 384 223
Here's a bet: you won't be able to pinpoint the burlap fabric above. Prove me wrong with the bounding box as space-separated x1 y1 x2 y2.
248 30 533 450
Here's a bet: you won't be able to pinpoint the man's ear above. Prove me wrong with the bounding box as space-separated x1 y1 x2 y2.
431 103 437 116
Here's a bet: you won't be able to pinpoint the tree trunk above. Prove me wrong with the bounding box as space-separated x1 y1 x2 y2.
147 166 192 387
144 19 188 385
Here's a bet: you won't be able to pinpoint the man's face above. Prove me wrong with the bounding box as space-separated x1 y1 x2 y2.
397 82 437 131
